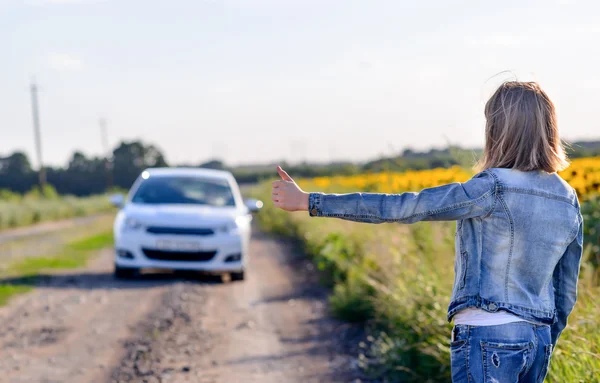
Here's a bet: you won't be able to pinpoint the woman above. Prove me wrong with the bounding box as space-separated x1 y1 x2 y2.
271 81 583 382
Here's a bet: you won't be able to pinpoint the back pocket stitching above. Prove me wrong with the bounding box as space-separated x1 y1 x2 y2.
480 341 532 350
481 341 531 382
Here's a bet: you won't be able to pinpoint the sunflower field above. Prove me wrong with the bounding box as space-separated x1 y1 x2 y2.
306 156 600 199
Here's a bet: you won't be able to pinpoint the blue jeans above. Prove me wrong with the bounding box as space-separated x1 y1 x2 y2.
451 323 553 383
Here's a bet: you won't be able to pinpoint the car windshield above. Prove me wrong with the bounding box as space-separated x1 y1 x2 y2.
131 176 236 207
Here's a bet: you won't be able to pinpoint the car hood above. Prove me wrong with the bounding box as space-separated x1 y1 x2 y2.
122 204 243 227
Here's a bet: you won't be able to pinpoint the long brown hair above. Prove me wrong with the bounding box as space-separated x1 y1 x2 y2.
476 81 569 173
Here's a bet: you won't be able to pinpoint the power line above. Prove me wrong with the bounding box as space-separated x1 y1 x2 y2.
30 79 46 190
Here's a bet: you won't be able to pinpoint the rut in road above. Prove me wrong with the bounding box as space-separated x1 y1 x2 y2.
0 229 361 383
111 230 361 383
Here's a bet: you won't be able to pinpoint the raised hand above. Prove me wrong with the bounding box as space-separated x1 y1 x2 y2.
271 166 309 212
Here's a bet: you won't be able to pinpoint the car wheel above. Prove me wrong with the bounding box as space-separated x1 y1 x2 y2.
230 271 245 281
114 265 138 279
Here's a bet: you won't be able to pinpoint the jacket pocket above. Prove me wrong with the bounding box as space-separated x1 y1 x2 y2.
536 344 553 383
481 341 532 383
458 251 468 290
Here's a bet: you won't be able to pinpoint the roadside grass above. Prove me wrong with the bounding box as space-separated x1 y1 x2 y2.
0 215 115 266
67 232 114 252
251 181 600 382
0 231 114 306
0 285 33 306
0 186 115 230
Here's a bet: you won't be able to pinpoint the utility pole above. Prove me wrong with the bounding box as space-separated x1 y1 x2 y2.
30 80 46 191
99 117 113 190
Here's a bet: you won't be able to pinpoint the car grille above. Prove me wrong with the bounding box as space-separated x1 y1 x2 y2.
146 226 215 236
142 248 217 262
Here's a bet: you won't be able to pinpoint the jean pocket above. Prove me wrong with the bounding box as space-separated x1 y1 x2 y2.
536 344 553 383
451 339 467 349
481 341 532 383
451 339 469 383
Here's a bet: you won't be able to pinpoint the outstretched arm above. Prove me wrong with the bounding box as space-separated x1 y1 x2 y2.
271 167 497 223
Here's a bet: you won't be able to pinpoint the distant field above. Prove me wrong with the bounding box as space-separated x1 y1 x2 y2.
307 156 600 198
253 157 600 382
0 187 115 231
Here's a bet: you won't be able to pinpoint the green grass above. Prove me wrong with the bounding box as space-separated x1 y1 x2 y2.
8 256 85 275
7 231 113 276
251 182 600 383
0 186 115 230
67 231 114 252
0 231 114 305
0 285 33 306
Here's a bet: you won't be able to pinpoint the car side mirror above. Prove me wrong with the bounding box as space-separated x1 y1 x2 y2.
110 193 125 208
245 199 263 213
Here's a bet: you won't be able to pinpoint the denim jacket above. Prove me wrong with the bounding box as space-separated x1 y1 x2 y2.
308 168 583 346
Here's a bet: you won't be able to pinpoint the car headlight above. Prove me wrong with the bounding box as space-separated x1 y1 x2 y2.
235 215 251 227
218 221 238 234
123 217 144 231
217 216 250 234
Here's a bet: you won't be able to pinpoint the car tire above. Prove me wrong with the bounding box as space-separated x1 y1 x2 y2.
230 271 245 281
114 265 138 279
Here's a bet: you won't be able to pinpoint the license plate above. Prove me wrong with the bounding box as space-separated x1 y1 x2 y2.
155 240 201 252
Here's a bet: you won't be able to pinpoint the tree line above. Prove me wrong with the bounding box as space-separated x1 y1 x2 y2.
0 141 167 196
1 139 599 197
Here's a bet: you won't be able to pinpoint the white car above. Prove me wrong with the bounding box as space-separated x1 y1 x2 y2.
110 168 262 281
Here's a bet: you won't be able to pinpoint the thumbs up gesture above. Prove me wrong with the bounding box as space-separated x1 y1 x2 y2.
272 166 309 211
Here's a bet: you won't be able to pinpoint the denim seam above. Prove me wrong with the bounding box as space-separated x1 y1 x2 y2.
318 189 495 222
481 341 488 382
449 299 555 316
536 345 553 382
457 220 464 251
499 194 514 302
449 299 555 317
481 170 499 219
466 325 472 383
309 193 322 216
523 325 538 376
566 216 581 246
476 216 484 293
501 187 577 206
480 340 533 350
447 296 555 321
459 250 468 290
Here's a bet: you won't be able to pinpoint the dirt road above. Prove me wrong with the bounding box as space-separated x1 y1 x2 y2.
0 229 360 383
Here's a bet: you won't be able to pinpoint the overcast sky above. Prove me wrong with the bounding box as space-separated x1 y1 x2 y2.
1 0 598 168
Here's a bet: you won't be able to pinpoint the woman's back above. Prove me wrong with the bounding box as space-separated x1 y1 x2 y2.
449 168 582 330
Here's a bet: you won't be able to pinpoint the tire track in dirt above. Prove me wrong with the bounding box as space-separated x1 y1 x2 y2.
110 230 362 383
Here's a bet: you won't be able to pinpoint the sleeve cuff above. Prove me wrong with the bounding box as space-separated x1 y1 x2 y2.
308 193 323 217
